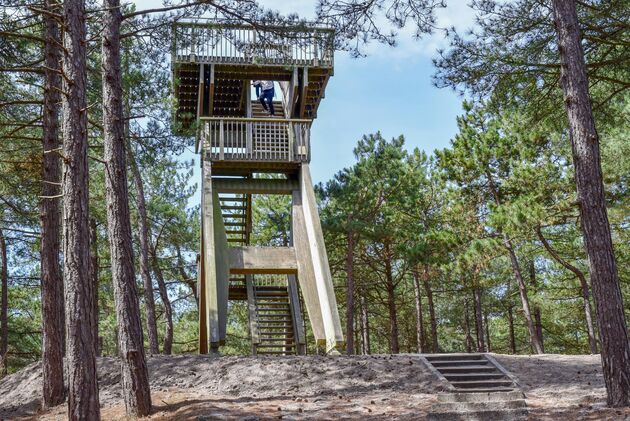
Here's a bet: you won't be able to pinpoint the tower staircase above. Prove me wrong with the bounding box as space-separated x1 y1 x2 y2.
173 20 344 355
248 275 305 355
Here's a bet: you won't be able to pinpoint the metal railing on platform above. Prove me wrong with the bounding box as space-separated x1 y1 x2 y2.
172 21 334 67
199 117 311 163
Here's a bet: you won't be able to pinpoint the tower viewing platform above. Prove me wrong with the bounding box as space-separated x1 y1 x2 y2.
171 20 343 356
172 20 334 173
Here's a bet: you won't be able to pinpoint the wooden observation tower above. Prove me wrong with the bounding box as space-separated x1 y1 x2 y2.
171 21 344 355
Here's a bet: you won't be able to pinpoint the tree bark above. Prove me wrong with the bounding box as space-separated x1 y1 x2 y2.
0 228 7 375
422 265 438 353
102 0 151 415
175 245 197 305
61 0 100 417
89 218 101 356
484 312 491 352
412 268 425 353
529 262 545 353
551 0 630 406
507 305 516 354
384 245 399 354
345 229 355 355
150 246 173 355
537 227 597 353
40 0 65 406
127 148 159 355
464 300 473 353
473 281 485 352
503 236 544 354
360 292 370 355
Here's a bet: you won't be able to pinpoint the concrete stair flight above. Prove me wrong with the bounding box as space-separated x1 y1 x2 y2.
422 354 528 420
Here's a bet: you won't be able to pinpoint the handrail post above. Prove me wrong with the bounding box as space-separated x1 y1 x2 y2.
219 119 224 160
288 122 294 162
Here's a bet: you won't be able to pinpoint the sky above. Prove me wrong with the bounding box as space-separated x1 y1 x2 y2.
135 0 477 185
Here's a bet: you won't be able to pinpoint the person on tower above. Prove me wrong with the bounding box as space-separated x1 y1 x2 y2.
252 80 268 112
260 80 275 116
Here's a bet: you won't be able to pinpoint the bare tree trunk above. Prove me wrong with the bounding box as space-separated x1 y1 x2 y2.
175 246 197 305
41 0 65 406
529 262 545 353
89 219 100 356
127 148 159 355
150 246 173 354
360 292 370 355
61 0 100 417
484 312 491 352
345 229 354 355
422 265 438 353
507 305 516 354
464 300 473 353
384 246 399 354
0 228 7 375
412 268 425 353
534 310 543 353
552 0 630 406
537 227 597 353
473 282 485 352
102 0 151 415
503 236 543 354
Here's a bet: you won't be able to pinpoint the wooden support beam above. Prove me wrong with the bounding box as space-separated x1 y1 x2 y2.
208 64 215 116
229 246 298 274
213 177 298 195
292 164 344 352
197 63 204 119
201 160 230 351
299 67 308 118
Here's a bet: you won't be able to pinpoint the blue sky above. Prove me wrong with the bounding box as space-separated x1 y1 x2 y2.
135 0 476 184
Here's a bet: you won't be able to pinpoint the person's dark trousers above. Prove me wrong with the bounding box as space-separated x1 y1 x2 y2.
255 85 267 110
262 88 275 115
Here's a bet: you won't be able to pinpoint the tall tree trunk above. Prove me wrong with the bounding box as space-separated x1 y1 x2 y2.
102 0 151 415
507 305 516 354
150 246 173 354
0 228 7 375
529 262 545 353
537 227 597 353
61 0 100 417
345 229 354 355
422 265 438 353
41 0 65 406
503 236 543 354
412 268 425 353
127 147 159 355
89 219 100 356
473 280 485 352
175 246 197 305
464 300 473 353
484 312 491 352
360 292 370 355
551 0 630 406
384 246 399 354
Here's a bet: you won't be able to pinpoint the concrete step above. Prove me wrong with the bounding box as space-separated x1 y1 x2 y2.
443 373 507 382
450 379 514 389
438 366 497 374
425 354 485 361
432 400 526 412
426 408 528 421
438 391 525 403
431 360 489 367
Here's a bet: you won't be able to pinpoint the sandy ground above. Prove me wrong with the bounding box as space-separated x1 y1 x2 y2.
1 353 629 420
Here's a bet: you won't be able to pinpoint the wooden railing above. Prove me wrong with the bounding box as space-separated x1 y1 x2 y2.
199 117 311 163
172 21 334 67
